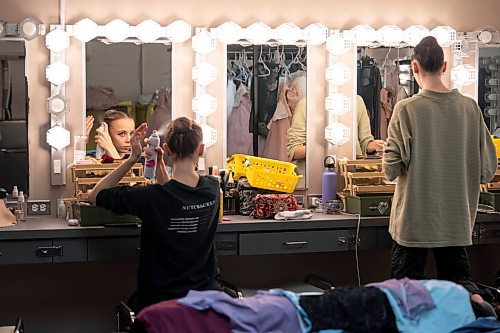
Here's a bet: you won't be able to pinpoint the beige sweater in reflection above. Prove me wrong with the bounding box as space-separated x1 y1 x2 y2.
383 89 497 247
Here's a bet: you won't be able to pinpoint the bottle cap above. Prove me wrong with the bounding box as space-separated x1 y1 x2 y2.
324 155 336 169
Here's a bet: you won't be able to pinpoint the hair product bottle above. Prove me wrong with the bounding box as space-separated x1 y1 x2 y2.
144 130 160 179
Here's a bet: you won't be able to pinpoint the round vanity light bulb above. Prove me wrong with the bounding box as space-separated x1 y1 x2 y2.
0 21 6 37
325 122 351 146
326 34 352 56
478 30 493 44
325 63 352 86
192 93 217 117
245 22 272 44
47 94 69 115
104 19 130 43
350 24 376 46
192 30 216 55
201 124 217 148
46 28 70 53
72 18 98 43
404 25 430 46
303 23 328 45
166 20 192 43
46 125 71 150
216 21 242 44
46 61 70 86
18 18 43 40
377 25 404 47
451 64 477 87
431 26 457 47
192 63 217 86
274 23 302 44
136 19 162 43
325 93 351 115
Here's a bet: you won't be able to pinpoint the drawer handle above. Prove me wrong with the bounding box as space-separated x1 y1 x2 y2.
0 252 2 256
36 246 63 257
338 237 347 246
283 241 308 249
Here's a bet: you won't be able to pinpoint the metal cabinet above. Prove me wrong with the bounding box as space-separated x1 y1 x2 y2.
239 230 350 256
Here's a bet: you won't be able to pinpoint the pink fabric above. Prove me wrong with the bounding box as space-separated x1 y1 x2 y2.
227 85 253 157
379 87 395 140
137 299 231 333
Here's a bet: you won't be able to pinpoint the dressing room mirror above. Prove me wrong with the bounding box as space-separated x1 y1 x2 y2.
85 40 172 158
356 46 418 156
0 40 29 194
478 46 500 134
226 44 307 188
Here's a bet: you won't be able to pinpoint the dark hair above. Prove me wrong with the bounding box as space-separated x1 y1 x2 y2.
103 109 133 126
165 117 203 159
412 36 444 73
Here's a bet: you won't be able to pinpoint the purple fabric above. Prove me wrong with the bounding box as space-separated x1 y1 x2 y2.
367 277 436 319
178 290 302 333
137 298 231 333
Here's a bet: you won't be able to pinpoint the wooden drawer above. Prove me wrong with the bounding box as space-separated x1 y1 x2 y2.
88 237 140 261
0 240 53 265
53 238 87 263
215 233 238 256
239 230 349 256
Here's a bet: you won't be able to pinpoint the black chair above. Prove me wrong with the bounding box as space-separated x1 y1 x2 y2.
0 318 23 333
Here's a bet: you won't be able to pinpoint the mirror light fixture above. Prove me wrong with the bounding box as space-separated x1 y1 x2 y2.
325 122 351 146
377 25 404 47
136 19 162 43
46 61 70 86
245 22 272 44
166 20 192 43
451 64 477 87
192 30 217 55
192 62 217 86
274 23 302 44
326 63 352 86
45 28 70 53
404 25 430 47
201 124 217 148
326 33 352 56
216 21 242 44
104 19 130 43
192 93 217 117
47 94 69 115
303 23 328 45
46 125 71 150
0 18 45 40
350 24 376 46
325 93 351 116
431 26 457 47
72 18 98 42
0 20 6 37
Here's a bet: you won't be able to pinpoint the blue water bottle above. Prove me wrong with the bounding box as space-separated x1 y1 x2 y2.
322 156 337 204
144 130 160 179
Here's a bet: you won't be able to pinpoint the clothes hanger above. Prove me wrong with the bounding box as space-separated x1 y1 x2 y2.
257 45 271 77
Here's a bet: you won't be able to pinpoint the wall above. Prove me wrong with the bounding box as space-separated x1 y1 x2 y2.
2 0 499 203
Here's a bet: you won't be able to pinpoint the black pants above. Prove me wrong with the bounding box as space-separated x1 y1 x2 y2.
391 241 470 282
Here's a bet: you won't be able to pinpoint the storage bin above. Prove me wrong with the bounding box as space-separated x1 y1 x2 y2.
345 194 392 216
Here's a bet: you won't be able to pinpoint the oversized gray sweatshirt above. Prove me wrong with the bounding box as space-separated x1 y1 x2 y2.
383 89 497 247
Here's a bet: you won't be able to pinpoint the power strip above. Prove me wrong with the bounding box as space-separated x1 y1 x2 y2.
27 200 52 215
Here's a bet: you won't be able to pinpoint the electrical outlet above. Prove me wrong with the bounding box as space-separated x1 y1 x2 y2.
27 200 52 216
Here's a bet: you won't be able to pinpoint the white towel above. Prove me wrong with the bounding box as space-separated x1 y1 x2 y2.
274 210 312 220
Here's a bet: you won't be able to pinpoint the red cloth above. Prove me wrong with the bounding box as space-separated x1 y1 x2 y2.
136 299 231 333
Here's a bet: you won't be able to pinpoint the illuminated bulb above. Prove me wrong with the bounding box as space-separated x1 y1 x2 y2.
274 23 302 44
431 26 456 47
216 21 242 44
326 34 351 56
192 30 216 55
46 125 71 150
303 23 328 45
404 25 430 46
192 63 217 86
325 93 351 115
201 124 217 148
377 25 404 47
245 22 272 44
18 18 44 40
104 19 130 43
166 20 192 43
72 18 98 42
325 63 352 86
46 62 70 86
350 24 376 46
192 93 217 117
451 64 477 86
325 122 351 146
47 94 69 115
46 28 70 53
136 19 162 43
0 21 6 38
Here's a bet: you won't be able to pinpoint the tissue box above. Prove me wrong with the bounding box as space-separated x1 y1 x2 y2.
345 194 392 216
